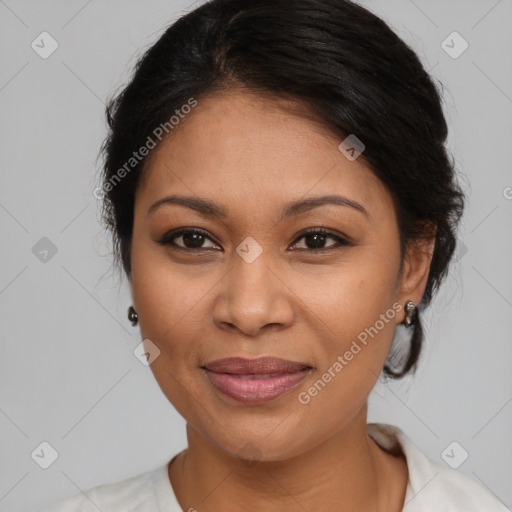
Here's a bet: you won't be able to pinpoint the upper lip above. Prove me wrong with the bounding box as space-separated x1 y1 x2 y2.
203 357 311 375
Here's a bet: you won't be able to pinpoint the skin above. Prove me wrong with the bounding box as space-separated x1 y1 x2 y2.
129 89 435 511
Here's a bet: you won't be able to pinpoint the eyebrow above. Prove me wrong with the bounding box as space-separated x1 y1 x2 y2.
147 194 369 220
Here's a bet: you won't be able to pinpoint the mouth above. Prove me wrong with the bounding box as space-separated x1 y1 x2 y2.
202 357 313 404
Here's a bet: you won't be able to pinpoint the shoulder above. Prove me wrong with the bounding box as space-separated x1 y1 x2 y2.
34 464 168 512
367 423 510 512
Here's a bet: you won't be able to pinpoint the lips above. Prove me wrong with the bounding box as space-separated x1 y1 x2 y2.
202 357 312 404
204 356 310 374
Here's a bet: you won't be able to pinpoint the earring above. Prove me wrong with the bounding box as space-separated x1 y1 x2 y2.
404 300 416 327
128 305 138 326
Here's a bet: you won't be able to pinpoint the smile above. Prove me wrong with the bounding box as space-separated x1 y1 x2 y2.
202 357 312 404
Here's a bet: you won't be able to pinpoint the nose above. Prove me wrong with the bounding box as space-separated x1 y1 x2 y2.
213 251 295 337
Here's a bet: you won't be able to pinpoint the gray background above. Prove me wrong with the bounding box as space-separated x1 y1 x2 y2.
0 0 511 510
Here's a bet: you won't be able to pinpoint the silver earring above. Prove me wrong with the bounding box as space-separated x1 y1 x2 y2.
404 300 416 327
128 306 138 326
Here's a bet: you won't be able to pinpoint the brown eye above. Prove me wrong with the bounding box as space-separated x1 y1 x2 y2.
157 228 220 251
290 228 351 251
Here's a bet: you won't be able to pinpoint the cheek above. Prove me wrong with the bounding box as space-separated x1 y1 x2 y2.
130 251 210 423
293 291 399 451
304 245 400 340
130 237 204 363
132 271 210 361
297 244 401 400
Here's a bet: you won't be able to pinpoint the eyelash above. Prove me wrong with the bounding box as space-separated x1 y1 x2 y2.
156 227 352 253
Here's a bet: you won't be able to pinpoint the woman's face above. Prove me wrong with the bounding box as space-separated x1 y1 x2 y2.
130 89 432 461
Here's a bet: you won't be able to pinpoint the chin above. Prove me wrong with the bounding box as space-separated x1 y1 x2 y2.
202 417 315 464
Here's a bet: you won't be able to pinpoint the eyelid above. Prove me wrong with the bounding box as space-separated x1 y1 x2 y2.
289 227 352 250
156 227 221 249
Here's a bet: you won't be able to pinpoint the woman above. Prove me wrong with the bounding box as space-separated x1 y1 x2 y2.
36 0 508 510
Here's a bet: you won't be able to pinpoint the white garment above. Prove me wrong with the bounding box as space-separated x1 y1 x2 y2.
35 422 510 512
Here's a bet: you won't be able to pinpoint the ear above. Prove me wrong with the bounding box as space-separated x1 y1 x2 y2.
396 226 436 324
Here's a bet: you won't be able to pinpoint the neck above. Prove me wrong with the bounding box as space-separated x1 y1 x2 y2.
169 405 404 511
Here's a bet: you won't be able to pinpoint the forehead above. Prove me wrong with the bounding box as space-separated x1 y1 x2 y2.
136 89 393 220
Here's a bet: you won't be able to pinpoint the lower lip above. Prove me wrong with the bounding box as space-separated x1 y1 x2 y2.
204 368 311 404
